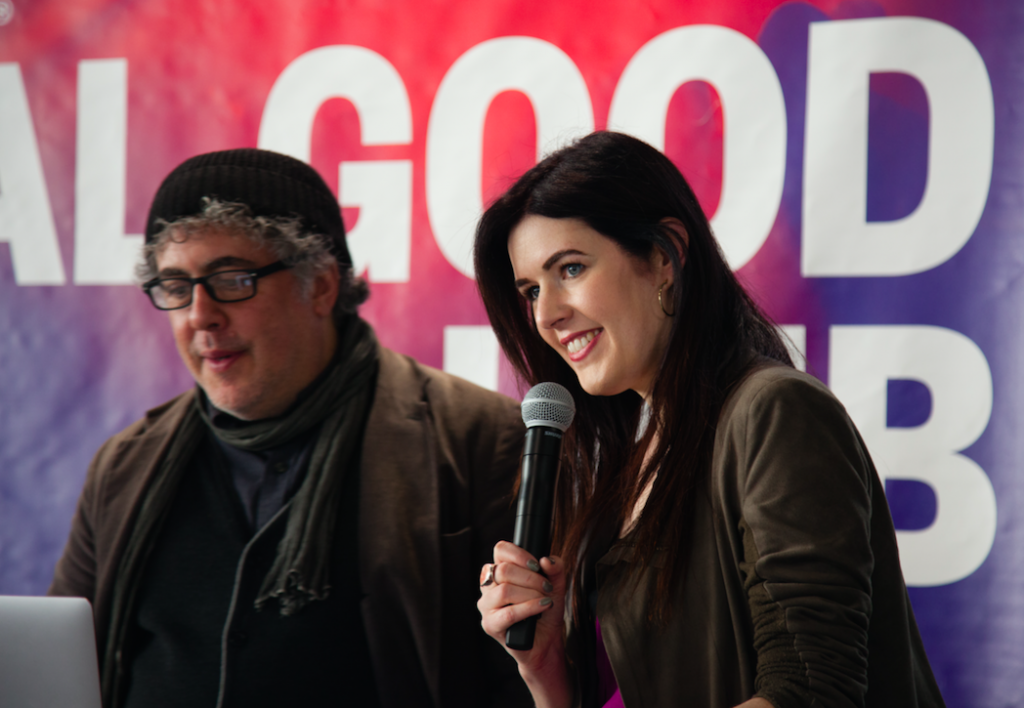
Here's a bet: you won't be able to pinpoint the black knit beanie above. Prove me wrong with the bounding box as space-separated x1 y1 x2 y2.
145 148 351 267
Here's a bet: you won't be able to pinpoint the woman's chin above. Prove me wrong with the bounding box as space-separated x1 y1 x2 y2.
575 375 628 399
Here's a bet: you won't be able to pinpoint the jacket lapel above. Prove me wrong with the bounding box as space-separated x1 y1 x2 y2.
93 391 196 652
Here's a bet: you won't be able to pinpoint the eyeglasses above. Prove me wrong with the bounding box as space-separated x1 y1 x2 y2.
142 261 291 311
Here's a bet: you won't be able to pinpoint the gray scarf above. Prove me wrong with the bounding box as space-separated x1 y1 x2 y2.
103 316 378 705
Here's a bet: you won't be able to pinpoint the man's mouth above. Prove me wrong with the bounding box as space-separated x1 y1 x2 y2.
202 350 244 372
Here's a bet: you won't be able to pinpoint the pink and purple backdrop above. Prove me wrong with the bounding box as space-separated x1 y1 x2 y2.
2 1 1022 704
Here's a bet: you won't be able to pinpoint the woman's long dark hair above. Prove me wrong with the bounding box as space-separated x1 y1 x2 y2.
474 131 792 620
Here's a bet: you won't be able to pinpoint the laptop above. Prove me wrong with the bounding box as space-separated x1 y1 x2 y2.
0 595 103 708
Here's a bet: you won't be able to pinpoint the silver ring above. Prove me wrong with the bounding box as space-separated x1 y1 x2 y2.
480 563 496 587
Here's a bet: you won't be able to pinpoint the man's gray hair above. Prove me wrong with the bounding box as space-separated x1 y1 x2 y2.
137 198 369 318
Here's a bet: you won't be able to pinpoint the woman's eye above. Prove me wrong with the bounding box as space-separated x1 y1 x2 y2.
519 285 540 301
564 263 584 277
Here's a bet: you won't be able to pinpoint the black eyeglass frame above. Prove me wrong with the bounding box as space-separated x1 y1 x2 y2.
142 260 292 311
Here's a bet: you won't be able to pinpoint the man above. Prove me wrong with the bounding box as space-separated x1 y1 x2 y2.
50 149 530 708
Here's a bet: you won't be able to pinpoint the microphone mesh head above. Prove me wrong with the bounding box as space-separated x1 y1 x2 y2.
521 382 576 431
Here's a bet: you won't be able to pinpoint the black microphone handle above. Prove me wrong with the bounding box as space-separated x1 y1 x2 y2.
506 426 562 651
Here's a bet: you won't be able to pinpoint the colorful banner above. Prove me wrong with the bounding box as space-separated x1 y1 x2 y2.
2 1 1021 704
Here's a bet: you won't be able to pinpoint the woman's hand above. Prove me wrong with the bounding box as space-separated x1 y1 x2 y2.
478 541 573 708
735 699 775 708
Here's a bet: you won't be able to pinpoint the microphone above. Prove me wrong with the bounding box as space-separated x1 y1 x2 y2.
506 382 576 651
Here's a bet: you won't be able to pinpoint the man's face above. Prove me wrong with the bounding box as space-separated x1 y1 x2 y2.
154 228 339 420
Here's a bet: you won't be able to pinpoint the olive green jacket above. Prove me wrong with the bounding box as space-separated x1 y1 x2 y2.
583 365 945 708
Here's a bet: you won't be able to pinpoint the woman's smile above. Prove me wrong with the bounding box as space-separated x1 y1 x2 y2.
563 329 602 358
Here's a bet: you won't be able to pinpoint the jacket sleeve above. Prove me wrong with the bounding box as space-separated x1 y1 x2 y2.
727 373 875 708
423 369 532 708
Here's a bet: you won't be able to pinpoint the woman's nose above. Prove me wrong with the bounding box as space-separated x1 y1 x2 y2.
534 289 569 330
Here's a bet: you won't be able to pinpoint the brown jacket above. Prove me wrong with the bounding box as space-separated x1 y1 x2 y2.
50 345 531 708
582 365 945 708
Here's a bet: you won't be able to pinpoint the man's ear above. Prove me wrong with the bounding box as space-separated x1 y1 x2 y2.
311 262 341 318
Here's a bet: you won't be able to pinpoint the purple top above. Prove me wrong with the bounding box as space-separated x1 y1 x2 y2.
595 618 625 708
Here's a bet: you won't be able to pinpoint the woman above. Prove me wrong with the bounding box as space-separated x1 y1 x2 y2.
473 131 945 708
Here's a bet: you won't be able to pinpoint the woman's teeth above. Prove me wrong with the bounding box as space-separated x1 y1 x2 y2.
567 331 597 354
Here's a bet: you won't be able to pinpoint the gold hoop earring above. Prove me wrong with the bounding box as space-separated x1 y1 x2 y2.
658 281 675 317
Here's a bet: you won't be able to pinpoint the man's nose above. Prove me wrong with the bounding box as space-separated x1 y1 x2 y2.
187 282 227 330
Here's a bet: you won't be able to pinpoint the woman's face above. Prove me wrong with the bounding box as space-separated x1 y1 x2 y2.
508 215 675 400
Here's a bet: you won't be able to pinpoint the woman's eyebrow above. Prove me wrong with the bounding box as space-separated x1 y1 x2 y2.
514 249 587 288
542 249 585 270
